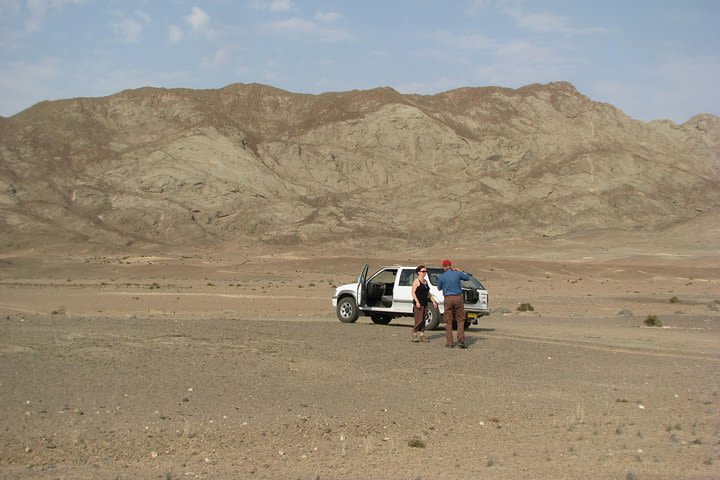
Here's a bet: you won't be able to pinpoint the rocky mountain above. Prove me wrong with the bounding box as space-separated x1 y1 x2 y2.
0 81 718 252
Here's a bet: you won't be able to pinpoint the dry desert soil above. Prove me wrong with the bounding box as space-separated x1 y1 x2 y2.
1 243 719 480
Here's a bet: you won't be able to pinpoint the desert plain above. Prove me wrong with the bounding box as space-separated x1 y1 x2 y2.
0 233 718 480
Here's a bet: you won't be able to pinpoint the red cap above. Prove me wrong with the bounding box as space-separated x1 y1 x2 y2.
442 259 452 267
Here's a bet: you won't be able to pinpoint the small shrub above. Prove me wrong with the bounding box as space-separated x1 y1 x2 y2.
517 303 534 312
407 436 425 448
644 314 662 327
668 296 679 304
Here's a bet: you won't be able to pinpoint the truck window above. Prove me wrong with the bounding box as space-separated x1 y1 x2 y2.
398 269 415 286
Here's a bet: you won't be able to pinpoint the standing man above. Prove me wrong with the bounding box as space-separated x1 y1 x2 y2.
437 259 471 349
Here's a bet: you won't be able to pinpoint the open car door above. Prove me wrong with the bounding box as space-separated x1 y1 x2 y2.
357 263 369 308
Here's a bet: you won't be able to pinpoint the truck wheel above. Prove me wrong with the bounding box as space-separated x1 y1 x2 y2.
371 314 391 325
424 305 441 330
336 297 359 323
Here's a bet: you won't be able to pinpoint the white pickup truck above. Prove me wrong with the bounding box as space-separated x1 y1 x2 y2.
332 264 490 330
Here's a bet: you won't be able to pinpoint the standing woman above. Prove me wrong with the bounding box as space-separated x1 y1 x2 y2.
411 265 437 343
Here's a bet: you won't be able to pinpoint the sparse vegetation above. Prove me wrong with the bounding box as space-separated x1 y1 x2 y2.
149 282 160 289
644 314 662 327
517 303 535 312
407 436 425 448
50 306 66 315
668 296 679 303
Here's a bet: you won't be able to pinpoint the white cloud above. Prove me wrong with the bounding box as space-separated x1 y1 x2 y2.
134 10 151 24
434 30 496 51
315 11 341 23
25 0 87 32
507 8 606 34
111 10 151 44
201 47 229 69
251 0 295 13
187 6 210 32
269 17 315 33
265 16 348 41
168 24 183 43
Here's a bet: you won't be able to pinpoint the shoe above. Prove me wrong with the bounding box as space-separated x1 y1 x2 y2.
411 334 419 343
445 343 454 348
419 333 428 342
458 341 467 349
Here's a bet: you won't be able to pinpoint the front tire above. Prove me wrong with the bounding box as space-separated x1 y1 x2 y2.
336 297 359 323
424 305 441 330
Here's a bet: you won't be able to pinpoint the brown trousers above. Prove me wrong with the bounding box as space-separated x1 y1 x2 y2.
443 294 465 344
412 304 427 333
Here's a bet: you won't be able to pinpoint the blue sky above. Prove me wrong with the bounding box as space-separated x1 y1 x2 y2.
1 0 718 123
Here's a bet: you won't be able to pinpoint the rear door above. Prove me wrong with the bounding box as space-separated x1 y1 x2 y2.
393 267 415 314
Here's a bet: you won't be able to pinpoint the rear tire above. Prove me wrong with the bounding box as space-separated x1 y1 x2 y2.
336 297 359 323
424 305 441 330
370 314 391 325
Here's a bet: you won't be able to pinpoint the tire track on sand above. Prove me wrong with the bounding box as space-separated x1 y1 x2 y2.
487 332 720 362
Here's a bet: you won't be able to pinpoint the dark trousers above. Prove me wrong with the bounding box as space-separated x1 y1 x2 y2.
444 294 465 344
412 304 427 333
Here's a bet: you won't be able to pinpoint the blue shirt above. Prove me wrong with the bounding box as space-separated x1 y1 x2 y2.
437 269 471 296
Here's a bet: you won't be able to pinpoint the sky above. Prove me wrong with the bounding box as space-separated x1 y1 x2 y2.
1 0 718 123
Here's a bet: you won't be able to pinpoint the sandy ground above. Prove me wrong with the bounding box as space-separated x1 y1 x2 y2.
1 247 719 479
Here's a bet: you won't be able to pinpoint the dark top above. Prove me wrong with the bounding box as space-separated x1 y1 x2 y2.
415 280 430 306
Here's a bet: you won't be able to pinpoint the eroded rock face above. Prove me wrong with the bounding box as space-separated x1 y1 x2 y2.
0 82 718 251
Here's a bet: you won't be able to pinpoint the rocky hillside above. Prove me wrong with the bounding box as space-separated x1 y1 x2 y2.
0 81 718 251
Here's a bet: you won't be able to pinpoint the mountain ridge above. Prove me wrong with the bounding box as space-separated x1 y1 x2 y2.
1 81 718 253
